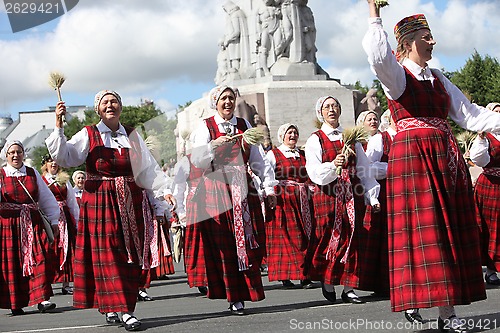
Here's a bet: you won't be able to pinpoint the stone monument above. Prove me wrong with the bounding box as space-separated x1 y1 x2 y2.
176 0 364 157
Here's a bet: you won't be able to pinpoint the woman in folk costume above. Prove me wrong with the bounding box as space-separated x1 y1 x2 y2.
137 196 175 302
359 110 397 298
172 153 208 295
41 155 79 296
264 123 315 289
190 85 277 315
363 1 500 330
46 90 174 331
304 96 380 305
356 110 380 143
72 170 85 206
0 140 60 315
469 102 500 287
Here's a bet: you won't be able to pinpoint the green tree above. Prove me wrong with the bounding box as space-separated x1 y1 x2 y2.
448 50 500 106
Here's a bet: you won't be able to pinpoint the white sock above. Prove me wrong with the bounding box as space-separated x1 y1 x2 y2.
121 312 138 323
406 308 418 314
438 305 456 320
40 300 51 305
323 283 335 292
486 269 499 280
229 301 244 310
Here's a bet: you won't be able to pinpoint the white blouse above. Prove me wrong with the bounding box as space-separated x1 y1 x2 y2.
1 164 60 224
45 121 171 201
365 128 396 180
265 144 302 171
469 133 500 167
304 123 380 206
190 113 277 195
362 17 500 133
43 174 80 223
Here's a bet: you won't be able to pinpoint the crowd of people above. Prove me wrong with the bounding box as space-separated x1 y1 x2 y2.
1 2 499 333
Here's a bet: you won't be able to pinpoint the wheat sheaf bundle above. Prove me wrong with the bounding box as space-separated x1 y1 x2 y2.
54 171 70 187
456 130 478 155
48 72 66 101
230 127 266 149
375 0 389 8
336 126 369 175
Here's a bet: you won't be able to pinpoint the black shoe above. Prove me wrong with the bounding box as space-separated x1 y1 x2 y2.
228 302 246 316
341 290 365 304
62 286 73 295
37 302 56 313
106 312 121 325
281 280 295 289
122 315 142 331
438 316 471 333
137 290 153 301
197 286 208 295
485 272 500 285
404 310 424 323
11 308 25 316
321 282 337 303
300 279 315 289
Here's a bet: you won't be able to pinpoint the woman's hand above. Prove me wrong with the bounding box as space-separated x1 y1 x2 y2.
333 153 346 167
372 203 381 213
367 0 381 18
55 101 66 128
211 135 234 149
164 194 176 210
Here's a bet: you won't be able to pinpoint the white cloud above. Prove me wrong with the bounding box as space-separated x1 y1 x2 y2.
0 0 499 118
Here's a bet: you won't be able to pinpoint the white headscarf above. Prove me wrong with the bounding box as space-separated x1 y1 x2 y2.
356 110 378 127
208 85 235 110
0 140 24 161
379 109 392 132
94 90 122 115
72 170 86 183
486 102 500 112
315 96 341 123
277 123 299 145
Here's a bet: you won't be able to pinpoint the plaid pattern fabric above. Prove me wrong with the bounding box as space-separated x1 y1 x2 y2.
305 130 364 287
0 168 54 309
356 133 392 294
152 221 175 278
194 116 265 302
184 155 208 287
474 133 500 271
266 148 310 281
44 180 76 284
72 125 144 313
386 69 486 312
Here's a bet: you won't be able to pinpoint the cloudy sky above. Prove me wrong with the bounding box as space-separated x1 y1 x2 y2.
0 0 499 120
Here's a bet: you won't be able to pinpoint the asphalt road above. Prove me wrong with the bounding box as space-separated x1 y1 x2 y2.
1 261 500 333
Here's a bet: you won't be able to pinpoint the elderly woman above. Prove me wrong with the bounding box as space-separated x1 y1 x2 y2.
264 123 314 289
190 85 277 315
45 90 173 331
0 141 60 316
41 155 79 296
304 96 380 305
469 102 500 287
363 1 500 329
71 170 85 205
356 110 379 139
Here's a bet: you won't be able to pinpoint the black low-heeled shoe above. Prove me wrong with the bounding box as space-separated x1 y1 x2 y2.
137 290 153 301
404 310 424 323
438 316 471 333
37 302 56 313
341 290 365 304
228 302 246 316
281 280 296 289
485 272 500 285
300 279 315 289
62 286 73 295
106 312 121 325
197 286 208 295
321 282 337 303
122 316 142 331
11 308 25 316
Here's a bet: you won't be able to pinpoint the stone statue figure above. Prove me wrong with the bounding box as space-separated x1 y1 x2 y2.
255 0 285 77
297 0 317 63
254 113 272 151
222 1 252 80
215 39 229 85
357 88 382 115
233 88 258 125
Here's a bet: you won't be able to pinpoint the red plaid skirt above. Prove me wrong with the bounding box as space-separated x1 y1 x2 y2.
49 205 77 283
474 172 500 271
356 180 389 293
193 169 265 302
305 180 365 287
266 183 310 281
388 127 486 312
0 209 54 309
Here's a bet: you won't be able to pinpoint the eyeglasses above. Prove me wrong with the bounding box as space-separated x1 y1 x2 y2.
7 150 24 156
322 104 340 111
